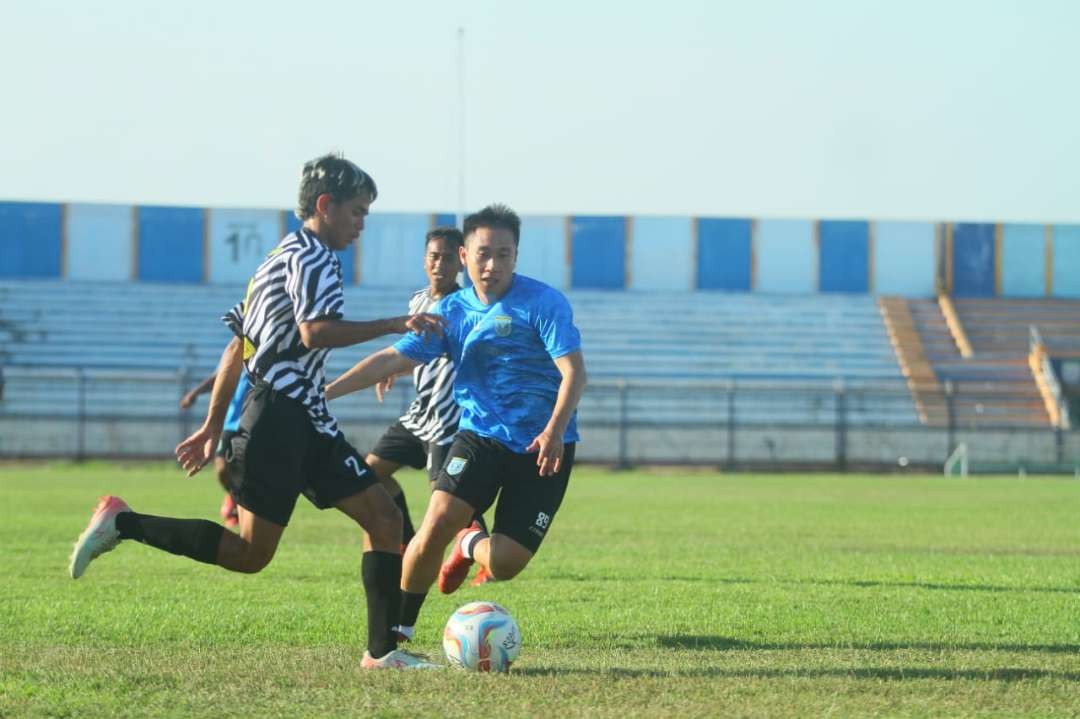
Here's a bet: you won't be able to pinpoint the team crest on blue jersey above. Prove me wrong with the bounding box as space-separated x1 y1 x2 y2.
494 315 513 337
447 457 468 476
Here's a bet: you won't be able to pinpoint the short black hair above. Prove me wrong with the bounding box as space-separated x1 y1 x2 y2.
295 153 378 220
426 226 464 250
463 204 521 246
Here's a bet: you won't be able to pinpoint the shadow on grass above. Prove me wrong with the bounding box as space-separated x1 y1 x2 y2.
514 666 1080 682
656 635 1080 655
549 573 1080 596
807 577 1080 596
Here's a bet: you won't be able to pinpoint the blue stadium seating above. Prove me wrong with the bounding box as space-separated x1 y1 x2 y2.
0 280 917 427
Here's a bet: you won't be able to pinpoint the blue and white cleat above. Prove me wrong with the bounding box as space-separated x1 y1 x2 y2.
69 496 131 579
361 649 441 670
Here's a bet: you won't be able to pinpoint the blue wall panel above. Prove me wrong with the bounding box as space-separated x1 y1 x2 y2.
517 215 566 289
360 213 428 288
0 201 62 278
284 212 302 235
1052 225 1080 298
631 216 692 291
207 209 281 284
756 219 815 293
818 220 869 293
951 223 996 297
137 206 204 283
434 213 457 229
874 222 936 296
67 203 132 281
571 216 625 289
284 212 355 285
697 218 752 291
1000 224 1045 297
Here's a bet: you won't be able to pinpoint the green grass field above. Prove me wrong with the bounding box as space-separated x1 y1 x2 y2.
2 462 1079 718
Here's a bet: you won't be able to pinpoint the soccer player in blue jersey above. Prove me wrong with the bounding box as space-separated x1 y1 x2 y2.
180 370 254 528
326 203 587 641
358 226 493 585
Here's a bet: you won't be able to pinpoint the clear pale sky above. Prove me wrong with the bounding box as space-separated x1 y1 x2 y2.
2 0 1077 222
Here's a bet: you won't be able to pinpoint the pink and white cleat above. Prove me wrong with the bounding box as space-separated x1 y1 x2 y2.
361 649 440 669
470 565 495 586
69 496 131 579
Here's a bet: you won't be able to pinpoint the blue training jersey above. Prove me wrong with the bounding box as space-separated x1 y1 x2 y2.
222 372 253 433
394 274 581 453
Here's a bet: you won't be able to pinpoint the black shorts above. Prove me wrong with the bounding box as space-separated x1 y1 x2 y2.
224 382 378 527
370 420 455 484
216 429 238 459
434 430 575 553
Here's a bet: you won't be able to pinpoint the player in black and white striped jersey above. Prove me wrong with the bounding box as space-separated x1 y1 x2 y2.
364 228 463 534
69 154 444 670
359 229 485 587
398 279 462 448
355 227 497 601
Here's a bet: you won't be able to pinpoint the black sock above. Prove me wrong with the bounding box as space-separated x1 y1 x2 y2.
115 512 223 565
362 551 402 658
399 590 428 630
393 493 415 546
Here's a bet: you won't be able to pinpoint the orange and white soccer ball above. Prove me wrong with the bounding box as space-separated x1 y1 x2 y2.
443 601 521 672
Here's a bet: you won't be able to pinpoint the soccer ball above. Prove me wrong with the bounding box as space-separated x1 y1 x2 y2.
442 601 521 672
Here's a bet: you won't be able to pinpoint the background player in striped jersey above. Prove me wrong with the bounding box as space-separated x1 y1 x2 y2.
327 203 586 643
69 154 444 670
363 227 463 544
357 226 493 591
180 369 253 528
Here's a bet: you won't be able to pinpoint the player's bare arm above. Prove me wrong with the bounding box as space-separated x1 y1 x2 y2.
326 347 421 400
298 313 445 349
175 337 244 476
374 370 414 402
179 371 217 409
526 350 587 477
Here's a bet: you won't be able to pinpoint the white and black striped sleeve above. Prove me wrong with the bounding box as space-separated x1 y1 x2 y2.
286 247 344 324
222 300 245 339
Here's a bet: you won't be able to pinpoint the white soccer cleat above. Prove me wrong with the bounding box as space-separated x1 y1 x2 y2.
361 649 441 670
69 495 131 579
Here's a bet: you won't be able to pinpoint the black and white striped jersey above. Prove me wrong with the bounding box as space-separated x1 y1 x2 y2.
399 287 461 445
222 228 344 436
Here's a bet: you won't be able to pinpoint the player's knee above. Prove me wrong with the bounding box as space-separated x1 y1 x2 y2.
366 504 403 546
425 511 466 545
487 554 528 581
235 547 274 574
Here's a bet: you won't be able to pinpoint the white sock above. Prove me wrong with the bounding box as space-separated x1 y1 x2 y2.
460 529 483 559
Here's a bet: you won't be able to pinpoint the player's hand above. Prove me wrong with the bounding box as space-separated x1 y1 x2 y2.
402 313 445 340
375 375 396 402
175 424 219 477
179 391 198 409
526 430 564 477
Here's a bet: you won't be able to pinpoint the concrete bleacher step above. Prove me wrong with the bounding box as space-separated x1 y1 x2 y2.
954 298 1080 358
882 296 1058 428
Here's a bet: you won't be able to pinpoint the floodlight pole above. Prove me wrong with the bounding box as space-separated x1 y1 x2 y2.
456 26 466 225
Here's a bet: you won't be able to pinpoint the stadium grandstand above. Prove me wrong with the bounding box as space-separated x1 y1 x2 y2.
2 201 1079 471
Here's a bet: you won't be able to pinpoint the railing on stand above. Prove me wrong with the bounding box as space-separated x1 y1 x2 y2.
0 364 1075 470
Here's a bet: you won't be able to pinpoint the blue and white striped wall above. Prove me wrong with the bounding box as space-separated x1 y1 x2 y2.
2 199 1078 298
